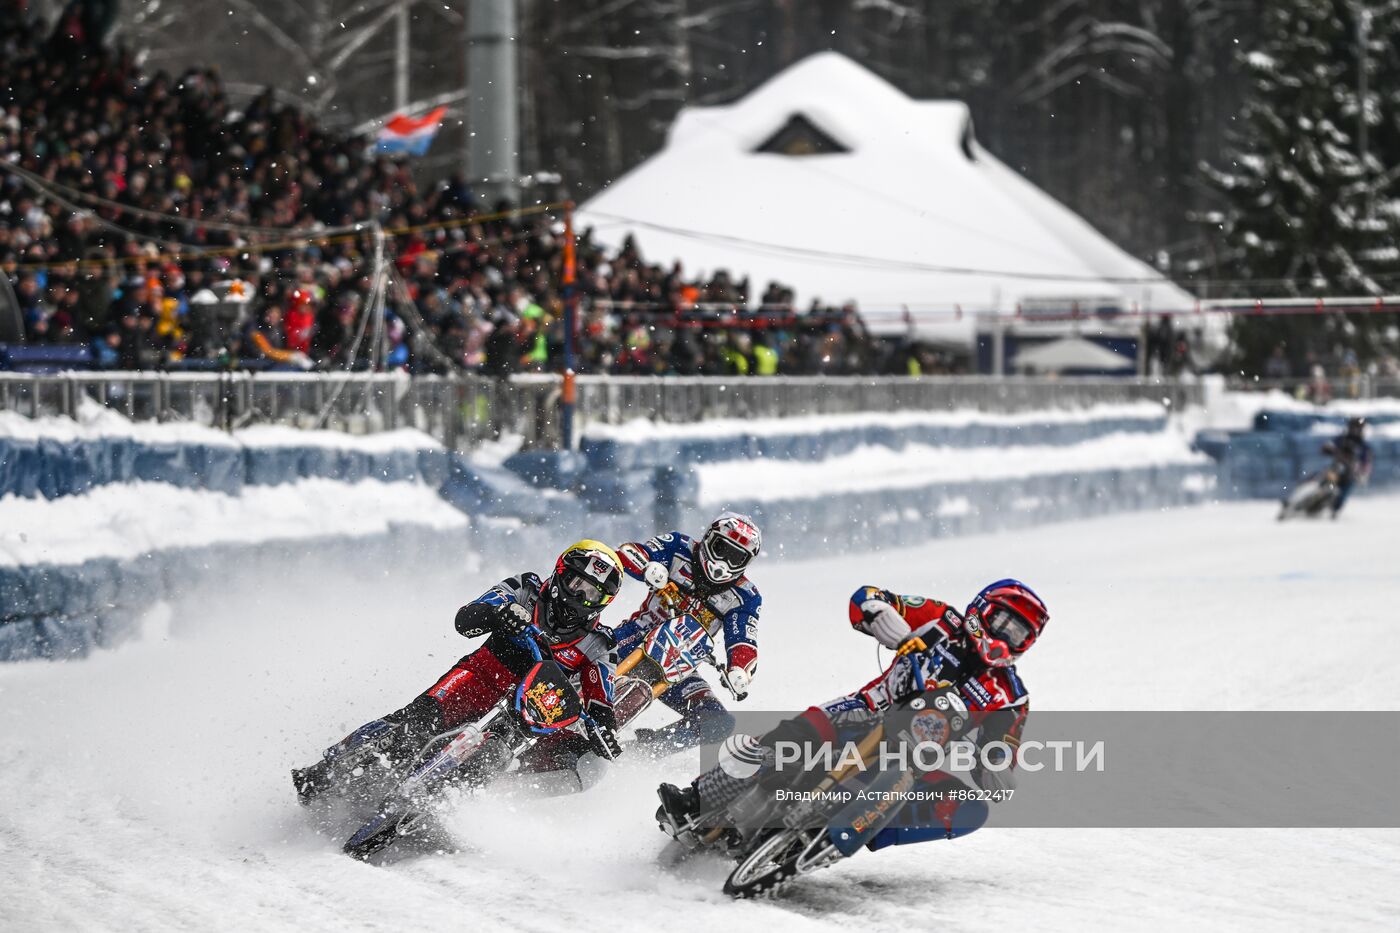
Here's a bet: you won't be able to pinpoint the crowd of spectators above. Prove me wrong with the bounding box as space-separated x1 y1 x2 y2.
1259 341 1400 404
0 2 948 378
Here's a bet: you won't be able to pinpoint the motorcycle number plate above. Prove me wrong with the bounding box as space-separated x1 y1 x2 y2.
515 661 583 732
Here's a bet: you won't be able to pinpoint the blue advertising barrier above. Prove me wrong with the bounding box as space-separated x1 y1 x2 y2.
1252 409 1400 433
0 525 475 661
1193 424 1399 500
675 463 1216 560
0 434 453 500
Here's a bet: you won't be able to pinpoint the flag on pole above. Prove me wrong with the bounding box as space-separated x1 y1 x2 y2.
375 106 448 157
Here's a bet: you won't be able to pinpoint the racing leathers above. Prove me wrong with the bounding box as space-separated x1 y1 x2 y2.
839 585 1028 847
1322 432 1374 516
293 572 620 802
666 585 1028 850
612 532 762 751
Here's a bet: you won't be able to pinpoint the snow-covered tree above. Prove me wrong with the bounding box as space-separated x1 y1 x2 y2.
1204 0 1400 371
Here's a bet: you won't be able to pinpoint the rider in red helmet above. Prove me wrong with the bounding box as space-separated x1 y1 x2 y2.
658 578 1048 852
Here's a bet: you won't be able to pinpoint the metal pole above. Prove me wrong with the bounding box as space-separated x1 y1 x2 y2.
0 269 24 342
395 0 410 112
561 201 578 450
1358 4 1372 217
466 0 520 207
991 313 1006 378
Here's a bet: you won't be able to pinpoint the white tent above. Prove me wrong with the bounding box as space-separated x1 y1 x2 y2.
1015 337 1136 373
579 52 1196 346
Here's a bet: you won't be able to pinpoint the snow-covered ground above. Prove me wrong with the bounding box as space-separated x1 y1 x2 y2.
2 495 1397 931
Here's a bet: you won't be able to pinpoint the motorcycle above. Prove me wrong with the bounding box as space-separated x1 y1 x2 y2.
340 626 606 861
1278 461 1348 521
659 677 974 898
610 598 741 732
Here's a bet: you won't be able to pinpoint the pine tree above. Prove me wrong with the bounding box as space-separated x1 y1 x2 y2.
1204 0 1400 374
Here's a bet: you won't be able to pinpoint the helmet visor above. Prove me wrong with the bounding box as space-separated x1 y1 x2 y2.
562 571 611 609
985 606 1036 651
704 532 752 568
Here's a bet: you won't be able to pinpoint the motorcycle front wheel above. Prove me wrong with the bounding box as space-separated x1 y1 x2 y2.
723 827 841 898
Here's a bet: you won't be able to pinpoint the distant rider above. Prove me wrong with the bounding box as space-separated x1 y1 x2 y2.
292 541 627 802
1322 417 1374 517
657 580 1048 852
611 512 763 753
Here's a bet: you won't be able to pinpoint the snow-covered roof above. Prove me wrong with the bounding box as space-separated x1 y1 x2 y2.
579 52 1195 344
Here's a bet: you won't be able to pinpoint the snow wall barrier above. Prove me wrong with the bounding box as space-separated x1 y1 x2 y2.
498 402 1219 561
2 400 1265 661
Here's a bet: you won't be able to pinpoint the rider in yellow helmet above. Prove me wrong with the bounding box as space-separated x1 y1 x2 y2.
293 540 626 803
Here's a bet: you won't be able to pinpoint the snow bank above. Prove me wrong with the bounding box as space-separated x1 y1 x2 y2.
0 478 467 567
1199 387 1400 430
0 402 234 445
583 401 1168 443
0 399 443 451
696 431 1208 505
0 401 454 501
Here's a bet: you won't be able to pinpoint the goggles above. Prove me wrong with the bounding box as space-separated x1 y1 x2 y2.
704 531 753 568
984 605 1036 651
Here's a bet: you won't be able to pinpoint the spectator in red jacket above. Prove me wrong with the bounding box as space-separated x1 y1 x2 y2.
284 288 316 355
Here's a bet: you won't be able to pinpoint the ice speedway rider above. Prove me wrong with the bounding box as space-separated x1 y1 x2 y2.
1322 417 1374 517
292 541 627 802
612 512 764 753
657 580 1049 852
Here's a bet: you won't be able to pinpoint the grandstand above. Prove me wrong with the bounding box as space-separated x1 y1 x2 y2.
0 3 919 378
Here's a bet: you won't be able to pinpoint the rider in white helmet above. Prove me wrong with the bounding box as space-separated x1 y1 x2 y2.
612 511 764 753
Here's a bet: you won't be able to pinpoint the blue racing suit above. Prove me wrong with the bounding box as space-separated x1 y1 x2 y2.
613 531 761 749
1323 432 1374 515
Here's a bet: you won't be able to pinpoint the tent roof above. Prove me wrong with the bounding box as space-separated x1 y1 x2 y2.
579 52 1195 344
1015 337 1136 373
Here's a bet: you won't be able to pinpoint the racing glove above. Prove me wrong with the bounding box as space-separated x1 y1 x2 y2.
588 722 623 760
643 561 670 590
859 598 911 649
584 702 623 760
499 601 532 637
723 666 751 701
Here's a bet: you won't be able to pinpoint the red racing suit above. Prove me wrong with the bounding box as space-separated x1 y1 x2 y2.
817 586 1030 842
840 586 1030 732
402 572 618 772
684 587 1030 847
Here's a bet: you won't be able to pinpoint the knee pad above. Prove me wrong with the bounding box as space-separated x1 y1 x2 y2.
757 712 829 793
685 696 735 744
385 694 446 747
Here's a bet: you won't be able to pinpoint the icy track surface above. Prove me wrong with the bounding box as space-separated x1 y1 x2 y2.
3 498 1399 931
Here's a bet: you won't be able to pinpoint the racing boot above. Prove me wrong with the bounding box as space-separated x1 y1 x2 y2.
656 783 703 839
291 718 406 804
292 759 337 805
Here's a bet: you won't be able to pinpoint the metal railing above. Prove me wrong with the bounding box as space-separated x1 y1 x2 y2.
0 372 1202 451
